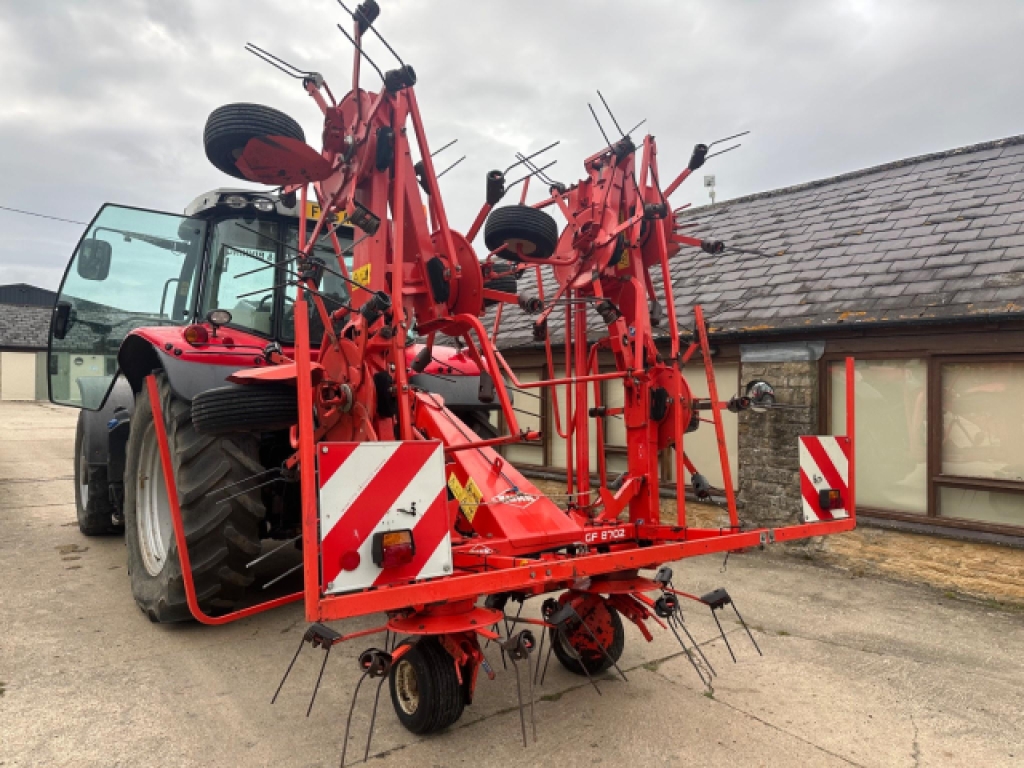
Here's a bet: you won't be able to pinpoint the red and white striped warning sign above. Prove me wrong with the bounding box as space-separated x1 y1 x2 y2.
318 441 452 595
798 435 851 523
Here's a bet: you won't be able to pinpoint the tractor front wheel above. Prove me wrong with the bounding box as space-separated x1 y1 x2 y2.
550 595 625 676
123 373 265 623
389 638 466 735
74 412 120 535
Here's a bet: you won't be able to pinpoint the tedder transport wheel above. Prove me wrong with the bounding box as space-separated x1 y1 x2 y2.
73 412 120 535
389 638 466 734
551 596 626 676
123 373 265 623
203 103 306 180
484 204 559 261
191 383 298 436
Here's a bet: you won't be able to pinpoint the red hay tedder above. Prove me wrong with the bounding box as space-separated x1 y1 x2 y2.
49 1 856 755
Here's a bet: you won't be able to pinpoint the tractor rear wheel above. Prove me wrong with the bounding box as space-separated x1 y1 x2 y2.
123 373 265 623
550 596 625 676
73 413 120 536
203 103 306 180
389 638 466 734
484 204 559 261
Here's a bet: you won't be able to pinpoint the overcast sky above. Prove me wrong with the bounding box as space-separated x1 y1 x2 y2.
2 0 1023 291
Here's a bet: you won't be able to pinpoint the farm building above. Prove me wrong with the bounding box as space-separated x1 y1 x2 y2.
490 134 1024 595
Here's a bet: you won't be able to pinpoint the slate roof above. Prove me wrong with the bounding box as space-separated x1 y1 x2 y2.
0 283 58 308
0 304 50 350
491 134 1024 349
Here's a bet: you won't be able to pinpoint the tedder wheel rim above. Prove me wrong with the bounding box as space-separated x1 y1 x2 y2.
136 425 174 577
393 658 421 715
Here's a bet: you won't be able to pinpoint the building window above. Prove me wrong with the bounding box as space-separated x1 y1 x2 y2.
501 369 545 466
830 359 928 514
937 361 1024 527
828 354 1024 534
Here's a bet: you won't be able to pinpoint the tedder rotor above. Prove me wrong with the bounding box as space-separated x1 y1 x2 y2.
98 0 857 757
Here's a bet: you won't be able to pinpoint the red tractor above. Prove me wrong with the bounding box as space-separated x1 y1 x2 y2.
50 185 503 623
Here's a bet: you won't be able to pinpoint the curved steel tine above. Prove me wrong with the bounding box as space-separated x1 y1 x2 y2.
675 614 715 677
732 603 763 656
511 657 527 747
558 625 601 696
665 615 709 688
711 610 737 663
271 634 307 704
532 628 546 686
363 676 388 762
571 607 627 683
539 632 555 686
307 645 332 716
339 670 370 768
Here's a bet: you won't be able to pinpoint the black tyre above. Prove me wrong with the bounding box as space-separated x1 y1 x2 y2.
551 599 625 676
389 638 466 734
484 204 559 261
123 373 265 623
74 412 120 536
203 103 305 180
191 383 298 435
482 262 519 308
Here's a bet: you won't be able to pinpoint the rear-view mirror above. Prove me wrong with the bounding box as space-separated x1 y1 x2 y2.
77 239 112 281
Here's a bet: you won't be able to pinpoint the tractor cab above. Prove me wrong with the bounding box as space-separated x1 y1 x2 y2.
49 188 353 410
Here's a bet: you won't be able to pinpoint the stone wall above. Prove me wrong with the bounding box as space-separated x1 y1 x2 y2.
737 360 818 527
806 527 1024 606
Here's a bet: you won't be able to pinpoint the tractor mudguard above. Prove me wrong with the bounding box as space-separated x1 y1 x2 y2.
79 375 134 468
118 332 254 403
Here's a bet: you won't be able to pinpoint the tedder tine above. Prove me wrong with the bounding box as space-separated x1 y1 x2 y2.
677 616 716 677
666 616 710 689
570 606 628 683
532 625 546 686
339 669 370 768
556 624 601 696
272 634 308 704
711 609 736 663
363 676 388 762
655 592 714 686
340 648 392 768
732 602 763 657
308 646 332 716
501 631 538 746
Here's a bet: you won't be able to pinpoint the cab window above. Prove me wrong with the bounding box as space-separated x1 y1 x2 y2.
49 204 205 409
201 219 280 337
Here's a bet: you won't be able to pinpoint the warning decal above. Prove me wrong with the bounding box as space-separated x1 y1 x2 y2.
448 473 483 522
352 263 371 288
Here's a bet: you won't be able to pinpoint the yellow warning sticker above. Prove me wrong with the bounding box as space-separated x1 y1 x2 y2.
617 248 631 270
352 263 371 288
448 473 483 523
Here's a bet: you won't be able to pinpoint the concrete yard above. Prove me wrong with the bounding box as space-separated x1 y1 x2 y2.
1 400 1022 768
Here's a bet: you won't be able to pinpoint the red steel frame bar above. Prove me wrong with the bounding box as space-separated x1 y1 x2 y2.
145 375 302 624
693 304 739 528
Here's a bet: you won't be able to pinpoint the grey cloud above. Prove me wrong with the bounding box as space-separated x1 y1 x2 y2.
2 0 1023 290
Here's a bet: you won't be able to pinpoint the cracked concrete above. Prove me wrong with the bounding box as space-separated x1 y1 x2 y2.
1 401 1022 767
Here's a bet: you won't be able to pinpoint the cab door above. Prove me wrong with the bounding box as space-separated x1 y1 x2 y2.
49 204 207 409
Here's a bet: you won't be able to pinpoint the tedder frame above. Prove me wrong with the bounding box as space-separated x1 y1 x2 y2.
136 0 857 749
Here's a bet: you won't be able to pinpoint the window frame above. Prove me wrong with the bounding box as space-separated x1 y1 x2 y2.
821 349 1024 537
